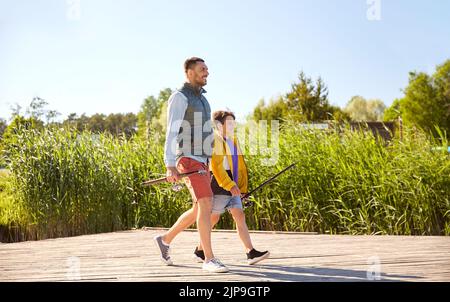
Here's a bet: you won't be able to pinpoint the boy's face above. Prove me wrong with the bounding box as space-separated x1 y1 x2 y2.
222 116 236 136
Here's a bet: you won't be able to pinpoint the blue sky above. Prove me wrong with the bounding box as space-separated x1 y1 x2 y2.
1 0 449 121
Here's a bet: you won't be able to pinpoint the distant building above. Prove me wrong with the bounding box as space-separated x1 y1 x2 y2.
349 122 396 141
298 121 397 142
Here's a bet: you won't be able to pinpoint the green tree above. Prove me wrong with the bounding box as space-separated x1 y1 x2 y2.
137 88 172 138
385 59 450 135
252 99 265 121
105 113 137 138
0 118 7 140
430 60 450 133
383 99 402 121
23 96 60 124
63 113 80 130
252 97 288 122
344 96 386 121
88 113 107 133
285 72 336 122
329 106 351 122
62 113 137 137
252 72 346 123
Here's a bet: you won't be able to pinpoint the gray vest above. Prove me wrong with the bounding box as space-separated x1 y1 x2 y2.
175 83 213 161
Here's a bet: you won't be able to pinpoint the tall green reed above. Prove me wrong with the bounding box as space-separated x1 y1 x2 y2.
1 122 449 242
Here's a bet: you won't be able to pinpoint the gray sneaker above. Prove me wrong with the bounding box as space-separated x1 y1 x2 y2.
153 235 173 265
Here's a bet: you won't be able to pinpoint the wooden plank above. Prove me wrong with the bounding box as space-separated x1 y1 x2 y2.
0 229 449 282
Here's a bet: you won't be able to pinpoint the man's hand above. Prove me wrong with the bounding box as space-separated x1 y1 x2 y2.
166 167 180 183
230 185 241 197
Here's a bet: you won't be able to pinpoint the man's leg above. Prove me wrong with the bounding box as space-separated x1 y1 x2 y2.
195 197 228 272
197 213 221 250
154 203 197 265
162 203 198 245
164 157 228 272
196 196 214 261
155 157 201 264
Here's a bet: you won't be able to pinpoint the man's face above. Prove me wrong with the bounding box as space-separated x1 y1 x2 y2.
188 61 209 87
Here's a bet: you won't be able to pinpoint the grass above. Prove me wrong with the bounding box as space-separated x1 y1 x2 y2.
1 128 192 241
0 122 449 242
0 168 30 242
240 123 450 235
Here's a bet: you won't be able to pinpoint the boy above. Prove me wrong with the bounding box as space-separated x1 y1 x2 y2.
194 110 270 265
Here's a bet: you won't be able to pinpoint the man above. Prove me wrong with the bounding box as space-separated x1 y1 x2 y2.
153 57 229 273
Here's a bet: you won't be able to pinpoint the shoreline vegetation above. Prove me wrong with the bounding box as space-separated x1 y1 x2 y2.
1 122 448 243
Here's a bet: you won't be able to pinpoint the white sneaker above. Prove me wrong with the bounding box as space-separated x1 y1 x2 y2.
193 254 204 263
202 258 229 273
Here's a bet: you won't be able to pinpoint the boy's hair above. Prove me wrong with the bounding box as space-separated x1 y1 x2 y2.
213 110 236 125
184 57 205 73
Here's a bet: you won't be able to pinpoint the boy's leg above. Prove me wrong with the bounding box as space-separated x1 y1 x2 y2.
229 207 270 265
229 208 254 253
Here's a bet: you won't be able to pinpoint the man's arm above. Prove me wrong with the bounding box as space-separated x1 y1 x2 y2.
164 92 188 181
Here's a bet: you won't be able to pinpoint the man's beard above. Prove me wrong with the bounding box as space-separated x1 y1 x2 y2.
195 78 207 87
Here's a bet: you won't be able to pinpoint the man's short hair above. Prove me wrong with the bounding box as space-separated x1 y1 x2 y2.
213 110 236 125
184 57 205 73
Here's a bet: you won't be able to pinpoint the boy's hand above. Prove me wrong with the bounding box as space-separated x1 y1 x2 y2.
230 185 241 197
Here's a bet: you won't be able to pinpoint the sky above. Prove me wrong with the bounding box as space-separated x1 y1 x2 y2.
1 0 449 122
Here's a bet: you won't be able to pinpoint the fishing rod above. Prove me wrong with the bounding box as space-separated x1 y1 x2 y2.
141 170 207 187
141 162 297 207
242 162 297 208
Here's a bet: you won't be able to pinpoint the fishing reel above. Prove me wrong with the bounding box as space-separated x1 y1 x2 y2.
242 195 254 209
171 183 184 192
243 200 254 209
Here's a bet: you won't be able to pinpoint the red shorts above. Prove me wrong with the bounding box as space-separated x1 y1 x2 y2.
177 157 213 201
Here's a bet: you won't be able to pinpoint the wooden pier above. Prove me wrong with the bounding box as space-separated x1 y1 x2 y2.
1 228 449 282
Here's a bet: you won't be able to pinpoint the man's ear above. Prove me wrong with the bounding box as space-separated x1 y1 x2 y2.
186 69 193 79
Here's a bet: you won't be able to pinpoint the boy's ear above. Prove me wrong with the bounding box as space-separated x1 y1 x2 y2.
214 121 222 129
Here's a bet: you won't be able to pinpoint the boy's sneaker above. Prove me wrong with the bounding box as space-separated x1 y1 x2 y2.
202 258 229 273
193 247 205 263
153 235 173 266
247 249 270 265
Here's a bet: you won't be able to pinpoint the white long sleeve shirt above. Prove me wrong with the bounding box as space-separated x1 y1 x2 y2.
163 91 209 167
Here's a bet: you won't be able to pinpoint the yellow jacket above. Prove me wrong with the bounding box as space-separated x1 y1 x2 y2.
210 132 248 193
